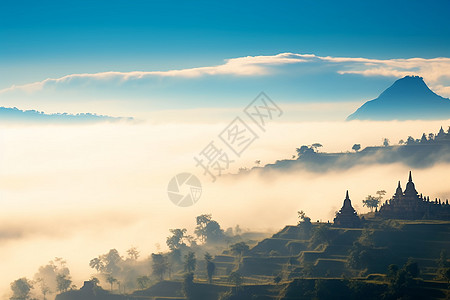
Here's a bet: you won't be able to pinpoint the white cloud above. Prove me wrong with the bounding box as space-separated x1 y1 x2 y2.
1 53 450 97
0 53 306 94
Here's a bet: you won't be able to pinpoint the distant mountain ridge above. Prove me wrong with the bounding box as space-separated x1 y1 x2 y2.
347 76 450 121
0 106 132 123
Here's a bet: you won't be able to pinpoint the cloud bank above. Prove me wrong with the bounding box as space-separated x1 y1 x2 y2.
1 53 450 96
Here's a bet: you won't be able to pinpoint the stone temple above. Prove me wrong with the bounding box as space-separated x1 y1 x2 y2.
333 190 361 227
377 171 450 220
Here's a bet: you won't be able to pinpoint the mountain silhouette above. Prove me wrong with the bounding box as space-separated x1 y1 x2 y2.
0 106 132 123
347 76 450 121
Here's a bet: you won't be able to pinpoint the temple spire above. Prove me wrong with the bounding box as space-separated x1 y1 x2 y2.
398 181 401 189
409 171 412 182
346 190 349 200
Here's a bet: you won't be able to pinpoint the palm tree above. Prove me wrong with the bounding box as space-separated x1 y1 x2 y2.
89 257 104 273
106 275 117 291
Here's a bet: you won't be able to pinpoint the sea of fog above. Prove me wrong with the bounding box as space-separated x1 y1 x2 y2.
0 119 449 299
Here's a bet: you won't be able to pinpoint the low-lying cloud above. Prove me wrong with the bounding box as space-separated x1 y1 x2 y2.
0 120 449 299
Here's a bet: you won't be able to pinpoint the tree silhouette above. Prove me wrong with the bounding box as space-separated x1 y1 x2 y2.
352 144 361 152
230 242 249 261
296 145 314 157
35 277 51 300
383 138 390 147
106 275 117 291
363 195 380 212
96 249 122 275
136 276 151 290
228 272 243 291
376 190 386 201
152 253 168 281
10 278 33 300
311 143 323 152
166 228 190 250
89 257 104 273
56 274 71 293
204 252 215 284
90 277 100 286
126 247 140 261
182 272 195 300
184 252 197 273
194 214 212 242
297 210 311 225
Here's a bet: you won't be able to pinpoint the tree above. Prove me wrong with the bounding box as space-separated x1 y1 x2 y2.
204 220 225 243
228 272 243 291
103 249 122 275
398 139 405 145
126 247 140 261
90 277 100 287
184 252 197 273
182 272 195 300
35 278 51 300
10 278 33 300
56 274 71 293
230 242 249 258
352 144 361 152
383 138 390 147
194 214 212 242
89 257 104 273
194 215 225 243
437 250 450 281
311 143 323 152
376 190 386 200
166 228 190 250
296 145 313 157
297 210 311 225
254 160 261 166
34 258 70 298
362 195 380 212
106 275 117 291
204 253 216 284
311 224 331 246
152 253 168 281
406 136 415 145
136 276 151 290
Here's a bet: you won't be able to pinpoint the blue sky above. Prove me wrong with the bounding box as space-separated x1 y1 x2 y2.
1 0 450 117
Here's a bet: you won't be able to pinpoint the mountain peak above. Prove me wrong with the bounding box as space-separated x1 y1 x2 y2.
378 75 435 101
347 76 450 121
